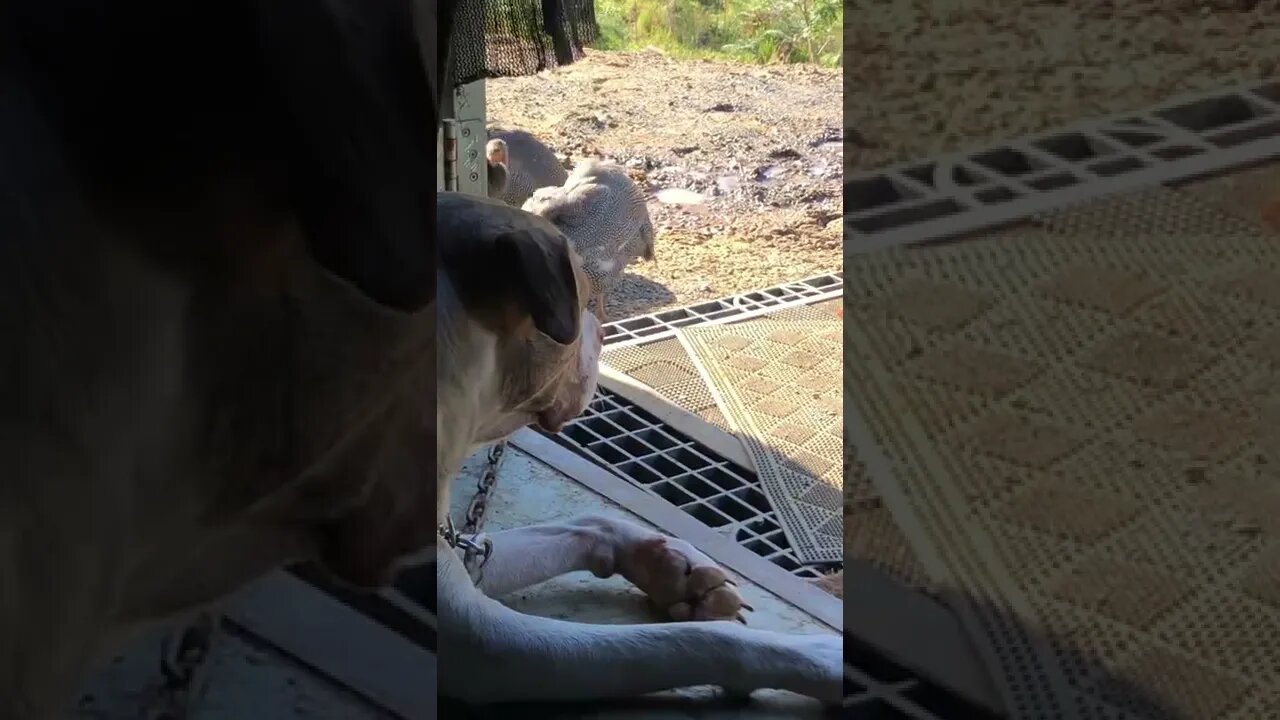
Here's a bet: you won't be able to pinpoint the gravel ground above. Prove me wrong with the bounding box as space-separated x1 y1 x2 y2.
848 0 1280 174
487 50 843 319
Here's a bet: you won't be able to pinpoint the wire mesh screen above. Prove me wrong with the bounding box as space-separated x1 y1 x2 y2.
449 0 598 87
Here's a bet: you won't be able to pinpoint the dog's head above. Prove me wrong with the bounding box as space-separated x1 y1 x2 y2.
280 193 603 591
438 191 602 443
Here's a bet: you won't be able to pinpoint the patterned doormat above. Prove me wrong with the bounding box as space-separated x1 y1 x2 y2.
845 184 1280 719
680 319 844 564
844 444 931 593
600 300 840 435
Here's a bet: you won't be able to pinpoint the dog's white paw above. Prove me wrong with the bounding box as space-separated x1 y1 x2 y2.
613 535 753 623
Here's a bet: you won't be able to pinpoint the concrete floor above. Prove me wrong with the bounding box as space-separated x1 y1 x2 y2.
73 622 391 720
447 447 837 719
453 448 831 638
69 446 837 719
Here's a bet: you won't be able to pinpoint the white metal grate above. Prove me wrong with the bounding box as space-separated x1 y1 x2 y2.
847 80 1280 253
601 273 843 348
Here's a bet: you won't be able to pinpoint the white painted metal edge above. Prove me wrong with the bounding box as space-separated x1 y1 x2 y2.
839 559 1004 716
224 571 436 720
847 135 1280 254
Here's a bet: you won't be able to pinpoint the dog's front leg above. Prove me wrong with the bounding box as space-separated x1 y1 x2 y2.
465 517 620 598
471 514 746 622
436 546 841 704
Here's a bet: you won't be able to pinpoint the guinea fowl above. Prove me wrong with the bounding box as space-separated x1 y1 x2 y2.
484 127 569 207
522 159 656 322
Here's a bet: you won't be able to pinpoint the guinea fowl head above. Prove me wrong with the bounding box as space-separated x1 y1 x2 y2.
484 138 509 198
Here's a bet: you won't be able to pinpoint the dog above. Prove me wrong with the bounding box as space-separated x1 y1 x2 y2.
0 2 440 716
435 191 842 705
0 1 836 714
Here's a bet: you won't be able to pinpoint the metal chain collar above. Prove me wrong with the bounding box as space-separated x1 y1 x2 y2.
438 440 506 582
463 440 505 534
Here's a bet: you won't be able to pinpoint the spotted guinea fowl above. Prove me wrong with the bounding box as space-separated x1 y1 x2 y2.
485 127 569 207
521 159 656 321
485 138 510 198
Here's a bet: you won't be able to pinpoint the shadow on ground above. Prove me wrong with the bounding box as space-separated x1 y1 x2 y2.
840 585 1189 720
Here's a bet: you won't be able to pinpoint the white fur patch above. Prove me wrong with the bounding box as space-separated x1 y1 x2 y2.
576 310 603 414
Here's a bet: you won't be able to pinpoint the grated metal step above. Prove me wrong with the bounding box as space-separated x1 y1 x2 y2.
847 79 1280 252
601 273 843 348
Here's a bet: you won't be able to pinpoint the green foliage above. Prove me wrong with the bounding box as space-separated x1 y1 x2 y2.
593 0 842 67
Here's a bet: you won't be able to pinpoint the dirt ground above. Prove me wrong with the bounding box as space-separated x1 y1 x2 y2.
848 0 1280 173
486 50 843 320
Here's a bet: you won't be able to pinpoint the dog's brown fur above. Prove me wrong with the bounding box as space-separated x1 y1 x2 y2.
0 1 456 716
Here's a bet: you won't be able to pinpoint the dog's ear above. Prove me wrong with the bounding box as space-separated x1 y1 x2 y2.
493 227 581 345
438 192 582 344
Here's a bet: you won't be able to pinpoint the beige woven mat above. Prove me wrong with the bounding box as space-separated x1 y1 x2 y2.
603 337 733 432
845 185 1280 720
601 300 841 435
1177 162 1280 231
844 444 931 592
679 319 843 563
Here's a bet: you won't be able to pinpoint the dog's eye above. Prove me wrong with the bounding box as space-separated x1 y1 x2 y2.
684 560 693 576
